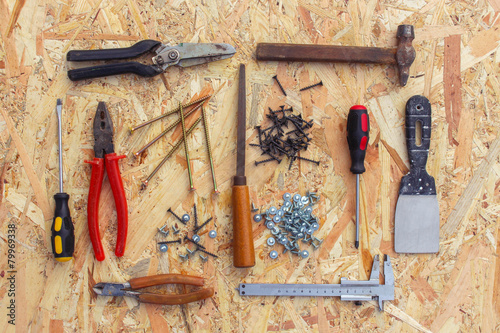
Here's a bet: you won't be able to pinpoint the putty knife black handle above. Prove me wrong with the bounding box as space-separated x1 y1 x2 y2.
400 95 436 195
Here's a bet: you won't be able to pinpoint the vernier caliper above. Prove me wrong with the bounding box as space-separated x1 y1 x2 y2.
237 255 394 310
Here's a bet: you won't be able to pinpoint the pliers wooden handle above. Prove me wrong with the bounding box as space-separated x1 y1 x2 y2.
86 102 127 261
93 274 214 305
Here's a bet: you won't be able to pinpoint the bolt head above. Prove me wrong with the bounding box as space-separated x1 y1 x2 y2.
192 234 201 243
267 237 276 246
266 221 275 229
293 194 301 202
283 193 292 201
159 244 168 252
182 214 190 222
269 250 278 259
300 250 309 258
269 206 277 215
168 50 179 60
253 214 262 223
209 230 217 238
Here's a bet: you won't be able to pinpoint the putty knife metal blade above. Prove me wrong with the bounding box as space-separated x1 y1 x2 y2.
394 95 439 253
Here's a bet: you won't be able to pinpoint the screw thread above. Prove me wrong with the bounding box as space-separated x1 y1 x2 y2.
193 217 213 233
299 81 323 91
178 103 194 190
201 106 218 193
273 75 287 96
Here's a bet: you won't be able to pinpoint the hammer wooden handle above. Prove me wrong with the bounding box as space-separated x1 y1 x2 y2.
256 43 396 64
232 183 255 268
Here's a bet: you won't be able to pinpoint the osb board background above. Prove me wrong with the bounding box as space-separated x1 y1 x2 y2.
0 0 499 332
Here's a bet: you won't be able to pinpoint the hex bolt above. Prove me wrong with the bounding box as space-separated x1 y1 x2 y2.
253 214 262 223
269 250 279 259
267 237 276 246
186 248 194 255
159 244 168 252
179 254 189 261
172 225 180 234
182 214 190 223
299 80 323 91
251 202 259 212
209 230 217 238
272 75 287 96
199 254 208 262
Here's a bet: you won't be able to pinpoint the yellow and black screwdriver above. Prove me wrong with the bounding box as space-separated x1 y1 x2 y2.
51 99 75 262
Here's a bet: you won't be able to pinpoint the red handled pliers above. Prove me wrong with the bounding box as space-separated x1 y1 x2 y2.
86 102 127 261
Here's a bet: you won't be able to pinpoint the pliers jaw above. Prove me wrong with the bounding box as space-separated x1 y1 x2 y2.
93 102 115 158
93 282 132 297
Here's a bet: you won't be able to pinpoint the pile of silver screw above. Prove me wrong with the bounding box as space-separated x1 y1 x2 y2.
254 192 322 259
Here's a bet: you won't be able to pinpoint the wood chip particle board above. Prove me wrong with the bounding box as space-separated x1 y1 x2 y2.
0 1 499 332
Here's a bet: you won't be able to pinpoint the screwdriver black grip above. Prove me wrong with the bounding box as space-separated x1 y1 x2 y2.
347 105 370 174
51 193 75 262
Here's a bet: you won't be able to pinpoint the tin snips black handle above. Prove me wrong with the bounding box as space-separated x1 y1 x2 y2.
66 40 162 81
400 95 436 195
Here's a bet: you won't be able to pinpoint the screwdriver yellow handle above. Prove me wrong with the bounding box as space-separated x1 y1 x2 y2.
51 193 75 262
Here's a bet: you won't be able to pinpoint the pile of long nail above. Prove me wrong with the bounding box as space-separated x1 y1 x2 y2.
254 192 322 259
157 204 218 262
131 94 218 192
251 106 319 169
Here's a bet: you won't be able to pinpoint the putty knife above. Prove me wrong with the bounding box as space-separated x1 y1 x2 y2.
394 95 439 253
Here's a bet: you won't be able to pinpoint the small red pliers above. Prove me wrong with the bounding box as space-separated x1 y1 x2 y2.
86 102 127 261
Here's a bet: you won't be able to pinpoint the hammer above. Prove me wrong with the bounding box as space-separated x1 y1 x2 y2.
256 25 415 87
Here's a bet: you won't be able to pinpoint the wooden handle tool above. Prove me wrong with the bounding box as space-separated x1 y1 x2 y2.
232 64 255 268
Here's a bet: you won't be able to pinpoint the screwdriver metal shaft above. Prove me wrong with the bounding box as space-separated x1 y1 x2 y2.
57 101 63 193
355 174 360 248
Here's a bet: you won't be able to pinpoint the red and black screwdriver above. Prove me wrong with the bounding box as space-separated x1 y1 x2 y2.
346 105 369 249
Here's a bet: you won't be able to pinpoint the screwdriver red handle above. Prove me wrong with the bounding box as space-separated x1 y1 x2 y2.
347 105 370 174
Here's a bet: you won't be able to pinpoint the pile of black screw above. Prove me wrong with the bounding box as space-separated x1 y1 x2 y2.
252 106 319 169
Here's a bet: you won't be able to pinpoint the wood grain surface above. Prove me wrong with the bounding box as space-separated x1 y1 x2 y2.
0 0 499 332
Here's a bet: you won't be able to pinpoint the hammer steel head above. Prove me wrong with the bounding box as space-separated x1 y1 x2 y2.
396 25 416 86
